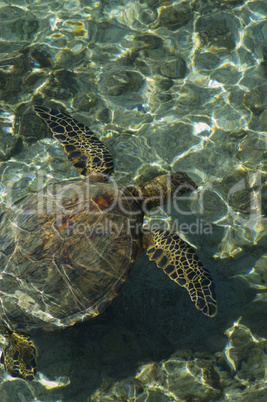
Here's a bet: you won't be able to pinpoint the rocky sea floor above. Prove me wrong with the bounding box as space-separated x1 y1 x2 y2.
0 0 267 401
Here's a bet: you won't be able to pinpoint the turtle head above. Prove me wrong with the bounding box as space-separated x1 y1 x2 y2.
125 172 197 211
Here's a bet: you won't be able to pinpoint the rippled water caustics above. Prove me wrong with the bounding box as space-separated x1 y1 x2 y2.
0 0 266 401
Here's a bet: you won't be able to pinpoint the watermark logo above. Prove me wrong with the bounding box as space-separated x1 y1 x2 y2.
57 217 213 239
4 171 263 238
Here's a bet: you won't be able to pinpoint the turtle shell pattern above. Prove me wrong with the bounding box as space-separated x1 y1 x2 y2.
0 179 142 332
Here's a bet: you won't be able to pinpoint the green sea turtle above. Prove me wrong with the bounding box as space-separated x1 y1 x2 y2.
0 106 217 381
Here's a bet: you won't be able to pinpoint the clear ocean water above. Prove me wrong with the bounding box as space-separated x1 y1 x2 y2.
0 0 266 401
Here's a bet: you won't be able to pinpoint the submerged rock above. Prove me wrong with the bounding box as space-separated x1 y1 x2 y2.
196 12 240 52
99 69 145 96
159 56 187 79
153 2 193 31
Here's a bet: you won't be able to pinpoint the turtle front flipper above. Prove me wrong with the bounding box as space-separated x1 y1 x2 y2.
34 106 114 177
143 230 217 317
2 331 37 381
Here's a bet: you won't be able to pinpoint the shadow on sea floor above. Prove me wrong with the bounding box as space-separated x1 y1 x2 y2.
28 247 262 401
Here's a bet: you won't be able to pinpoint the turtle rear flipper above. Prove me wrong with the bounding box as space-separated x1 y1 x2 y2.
143 229 217 317
34 106 114 177
2 331 37 381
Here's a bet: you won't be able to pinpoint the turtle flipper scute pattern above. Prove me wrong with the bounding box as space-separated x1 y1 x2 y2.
144 229 217 317
2 331 37 381
34 106 114 177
